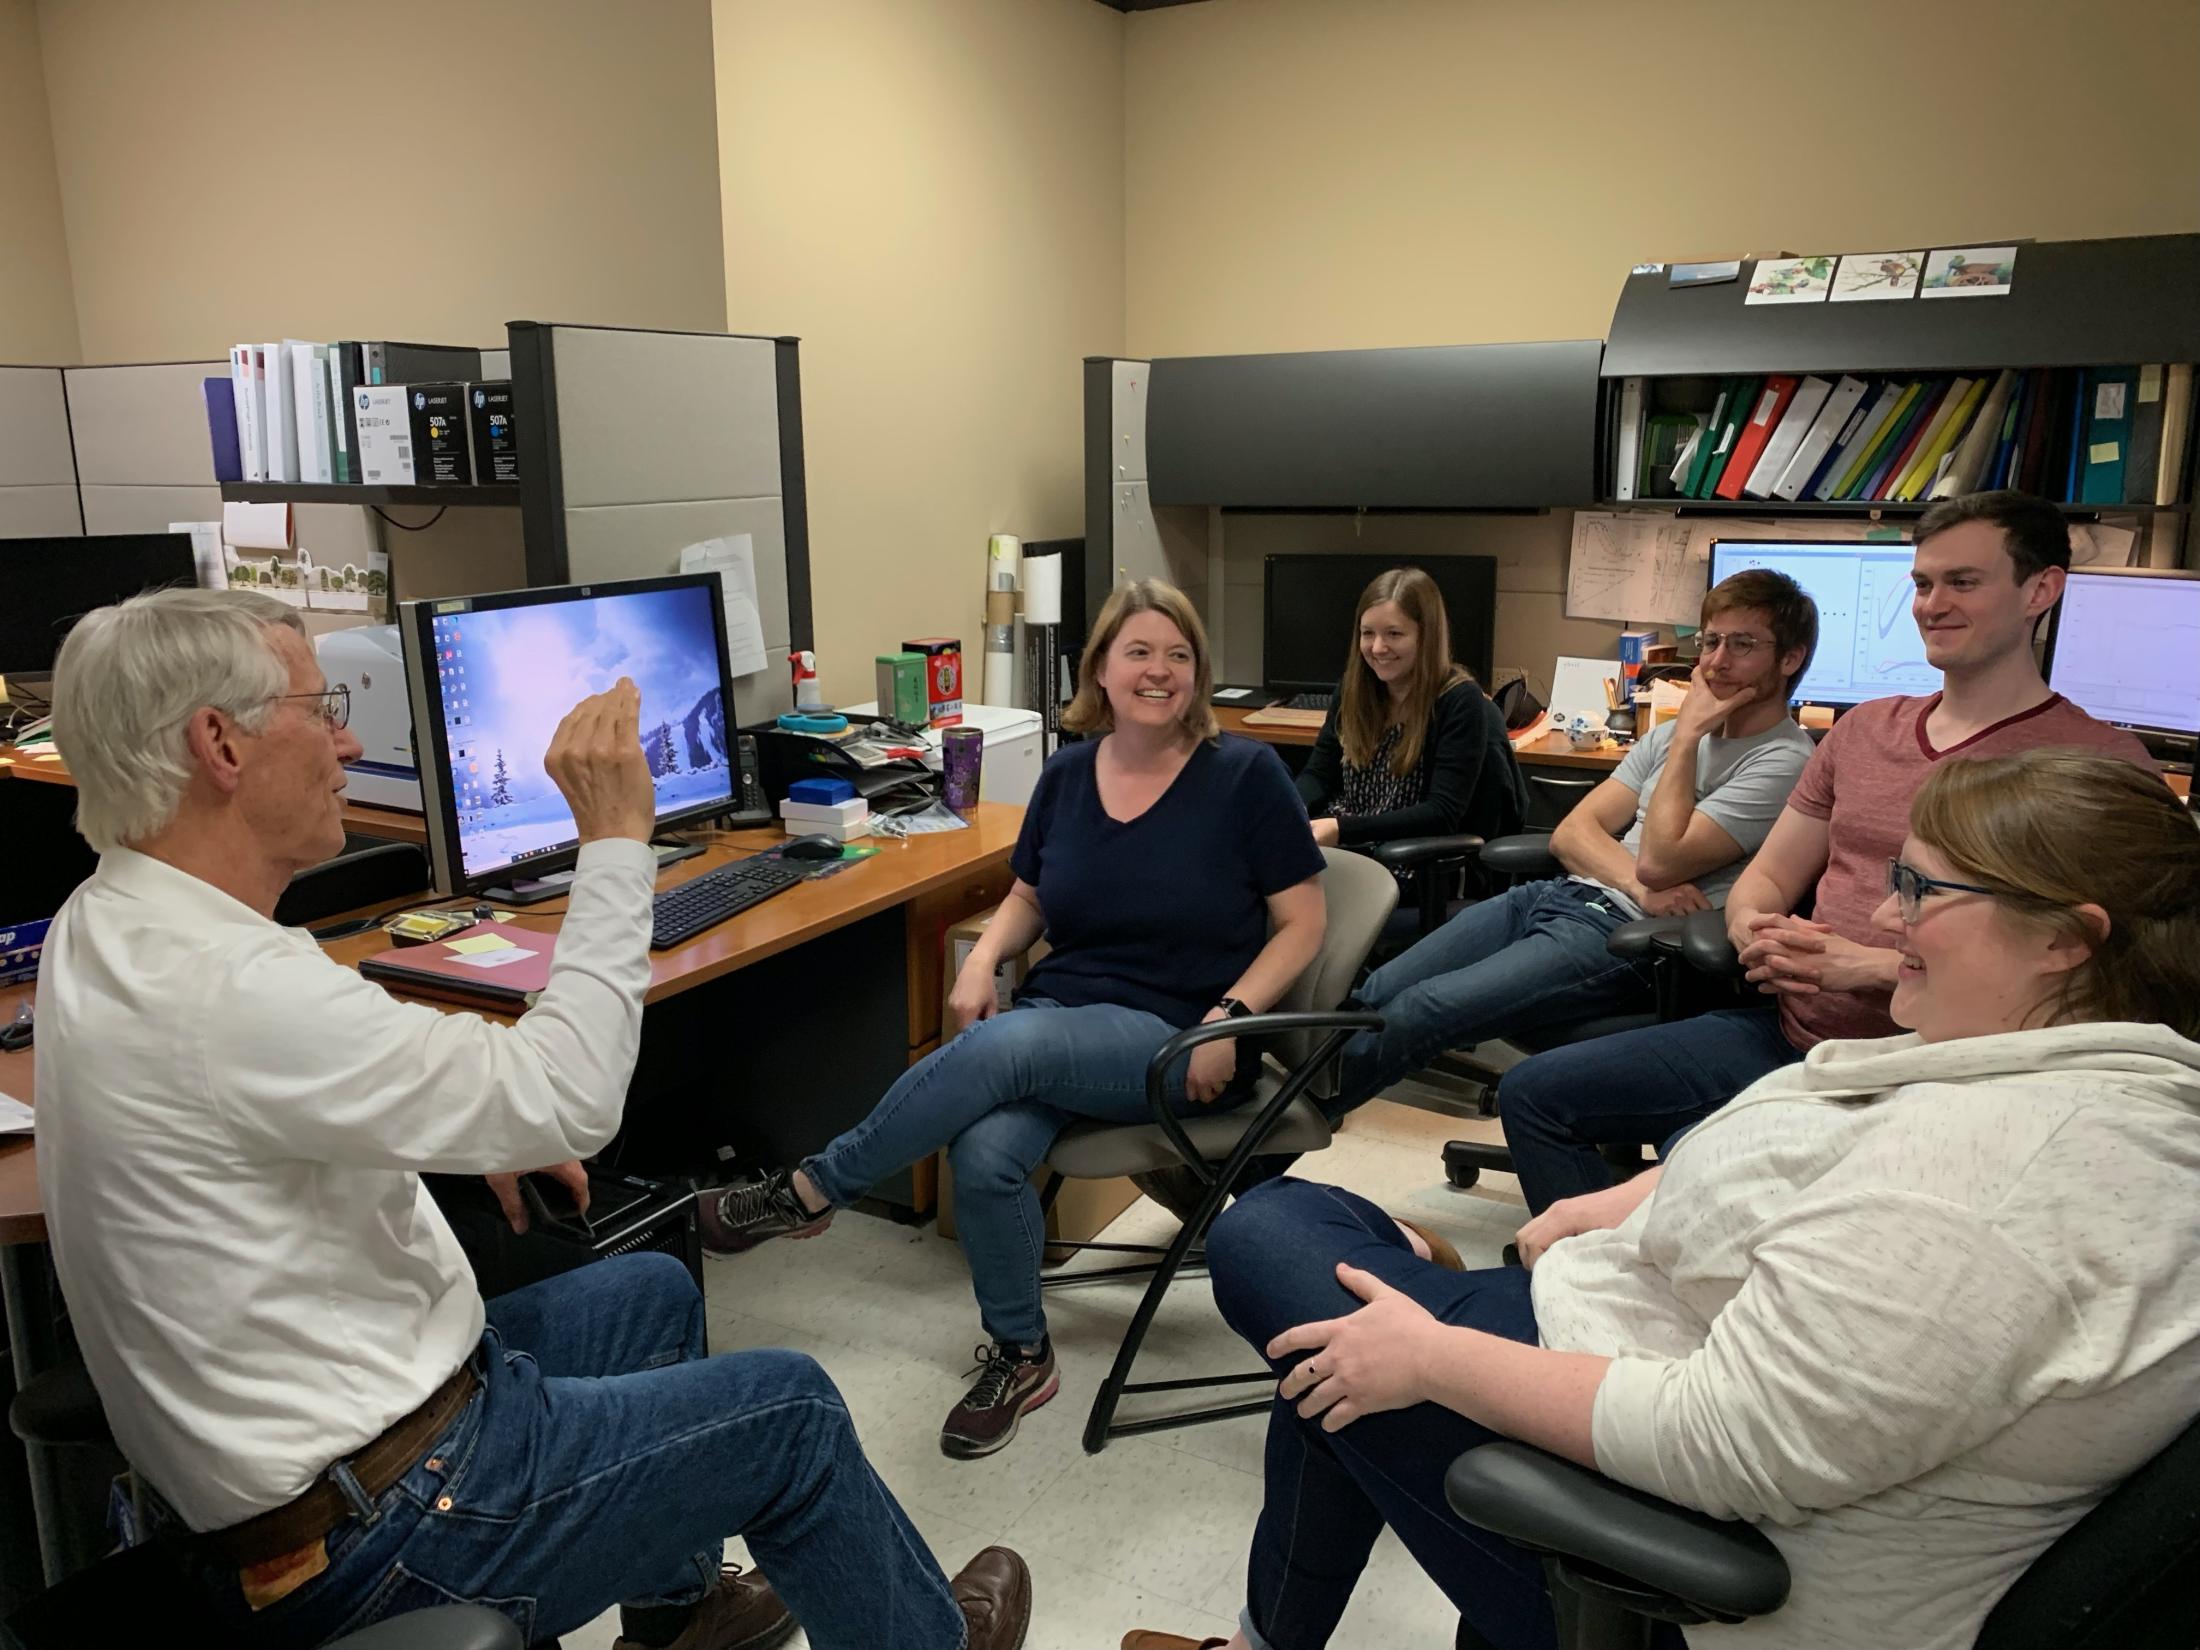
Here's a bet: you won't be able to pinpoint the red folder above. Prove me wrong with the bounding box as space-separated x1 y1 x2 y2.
1713 375 1799 499
359 921 559 1010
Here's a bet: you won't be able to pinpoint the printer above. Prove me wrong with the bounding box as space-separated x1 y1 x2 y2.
316 624 421 810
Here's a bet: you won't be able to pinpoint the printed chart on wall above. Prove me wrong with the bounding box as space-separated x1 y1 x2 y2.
1564 512 1710 626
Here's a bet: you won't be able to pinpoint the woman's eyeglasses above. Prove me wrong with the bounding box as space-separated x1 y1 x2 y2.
1885 857 1997 924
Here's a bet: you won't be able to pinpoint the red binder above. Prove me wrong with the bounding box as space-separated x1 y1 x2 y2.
1713 375 1799 499
359 921 559 1010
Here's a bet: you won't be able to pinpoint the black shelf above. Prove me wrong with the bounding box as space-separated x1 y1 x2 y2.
220 483 518 508
1146 341 1603 510
1602 499 2136 521
1603 234 2200 380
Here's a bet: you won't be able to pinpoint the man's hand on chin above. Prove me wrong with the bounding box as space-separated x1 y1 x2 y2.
487 1160 592 1233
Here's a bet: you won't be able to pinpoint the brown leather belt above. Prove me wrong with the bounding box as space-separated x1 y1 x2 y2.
201 1363 478 1570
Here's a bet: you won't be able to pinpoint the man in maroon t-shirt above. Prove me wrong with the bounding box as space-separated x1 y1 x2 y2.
1496 491 2156 1217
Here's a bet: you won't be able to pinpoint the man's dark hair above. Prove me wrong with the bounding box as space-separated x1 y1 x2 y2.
1914 490 2072 583
1701 567 1819 700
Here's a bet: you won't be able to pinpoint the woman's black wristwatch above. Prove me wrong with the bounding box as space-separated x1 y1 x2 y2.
1214 997 1252 1020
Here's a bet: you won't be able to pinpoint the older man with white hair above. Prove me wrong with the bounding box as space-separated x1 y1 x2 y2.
34 588 1030 1650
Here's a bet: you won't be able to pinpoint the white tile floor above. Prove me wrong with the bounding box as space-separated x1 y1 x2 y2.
570 1099 1522 1650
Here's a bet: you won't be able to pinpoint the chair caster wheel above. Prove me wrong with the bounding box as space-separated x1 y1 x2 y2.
1447 1164 1481 1190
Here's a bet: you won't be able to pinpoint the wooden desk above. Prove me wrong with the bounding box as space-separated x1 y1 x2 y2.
1217 705 1627 774
0 803 1022 1248
0 743 427 844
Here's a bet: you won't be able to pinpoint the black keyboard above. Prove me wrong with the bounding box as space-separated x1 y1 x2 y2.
650 857 806 950
1284 691 1334 711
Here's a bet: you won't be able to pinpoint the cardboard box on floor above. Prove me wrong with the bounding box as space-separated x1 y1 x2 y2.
934 908 1143 1261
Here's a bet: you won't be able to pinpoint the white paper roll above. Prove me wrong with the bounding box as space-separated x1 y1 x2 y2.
982 649 1017 708
1021 553 1063 626
988 533 1022 593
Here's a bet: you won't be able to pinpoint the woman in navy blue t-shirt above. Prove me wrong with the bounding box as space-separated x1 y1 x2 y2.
699 580 1326 1459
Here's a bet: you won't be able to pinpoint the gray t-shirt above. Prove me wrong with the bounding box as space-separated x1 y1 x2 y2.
1577 715 1816 917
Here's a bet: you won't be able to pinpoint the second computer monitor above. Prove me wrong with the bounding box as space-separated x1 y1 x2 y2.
399 573 737 895
2044 567 2200 740
1708 538 1931 707
0 533 198 681
1263 554 1498 696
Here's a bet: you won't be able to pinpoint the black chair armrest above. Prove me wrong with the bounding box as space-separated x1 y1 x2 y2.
1678 907 1744 978
1606 914 1684 960
1366 832 1486 872
1475 832 1560 878
1142 1012 1384 1185
333 1605 524 1650
1445 1443 1790 1626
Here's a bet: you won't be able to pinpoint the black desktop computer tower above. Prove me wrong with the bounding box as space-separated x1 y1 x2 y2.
426 1166 705 1303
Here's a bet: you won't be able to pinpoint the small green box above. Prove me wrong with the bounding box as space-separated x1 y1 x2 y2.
875 652 927 725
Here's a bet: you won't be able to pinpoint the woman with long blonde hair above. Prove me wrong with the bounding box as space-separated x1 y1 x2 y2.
1297 566 1522 864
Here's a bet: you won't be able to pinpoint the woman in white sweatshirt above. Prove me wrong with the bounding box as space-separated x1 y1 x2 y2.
1127 749 2200 1650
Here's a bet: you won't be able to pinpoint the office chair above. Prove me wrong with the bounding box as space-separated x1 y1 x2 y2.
1035 847 1396 1452
1443 1409 2200 1650
1431 833 1707 1193
0 1536 524 1649
272 839 430 928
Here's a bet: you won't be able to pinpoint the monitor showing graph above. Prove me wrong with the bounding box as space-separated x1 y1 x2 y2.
2044 568 2200 739
1709 539 1932 707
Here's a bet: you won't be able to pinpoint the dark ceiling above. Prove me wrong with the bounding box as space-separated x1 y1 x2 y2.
1092 0 1211 11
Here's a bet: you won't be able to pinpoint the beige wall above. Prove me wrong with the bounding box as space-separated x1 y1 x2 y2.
714 0 1124 684
37 0 728 362
1123 0 2200 667
1125 0 2200 357
0 0 79 362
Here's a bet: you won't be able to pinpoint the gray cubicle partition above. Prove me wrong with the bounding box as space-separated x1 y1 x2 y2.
509 322 814 723
0 367 81 537
63 361 223 534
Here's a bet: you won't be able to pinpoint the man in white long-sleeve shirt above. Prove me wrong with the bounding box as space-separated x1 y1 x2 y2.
35 589 1029 1650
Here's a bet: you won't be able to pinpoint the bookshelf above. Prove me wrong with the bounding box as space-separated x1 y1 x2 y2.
1598 234 2200 559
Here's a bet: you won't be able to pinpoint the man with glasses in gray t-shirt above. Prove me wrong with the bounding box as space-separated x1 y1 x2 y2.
1324 569 1819 1122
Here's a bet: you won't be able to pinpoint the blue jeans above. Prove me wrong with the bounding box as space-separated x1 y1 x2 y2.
1205 1180 1686 1650
189 1253 962 1649
1333 880 1655 1116
805 998 1245 1347
1498 1006 1802 1214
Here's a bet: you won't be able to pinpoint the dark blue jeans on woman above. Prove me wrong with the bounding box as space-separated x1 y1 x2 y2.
1207 1179 1682 1650
187 1252 962 1649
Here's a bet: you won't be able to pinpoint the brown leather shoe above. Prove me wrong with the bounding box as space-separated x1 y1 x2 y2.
1120 1633 1228 1649
940 1341 1058 1459
1398 1216 1465 1272
611 1563 796 1650
951 1545 1032 1649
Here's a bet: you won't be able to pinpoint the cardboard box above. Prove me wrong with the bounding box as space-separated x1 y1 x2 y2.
902 637 964 728
933 909 1143 1261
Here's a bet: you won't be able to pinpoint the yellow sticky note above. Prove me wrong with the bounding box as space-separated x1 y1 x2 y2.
2139 365 2163 404
2089 441 2120 465
447 933 516 955
31 753 64 764
491 910 517 922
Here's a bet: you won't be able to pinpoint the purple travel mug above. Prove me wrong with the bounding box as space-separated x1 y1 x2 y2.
942 726 984 812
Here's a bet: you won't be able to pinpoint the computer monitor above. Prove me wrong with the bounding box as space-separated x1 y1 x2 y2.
2044 567 2200 741
399 574 737 895
0 533 198 687
1262 554 1498 696
1708 538 1932 707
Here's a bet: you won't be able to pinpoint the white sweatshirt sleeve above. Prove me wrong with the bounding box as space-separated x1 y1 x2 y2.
204 837 658 1172
1590 1188 2083 1524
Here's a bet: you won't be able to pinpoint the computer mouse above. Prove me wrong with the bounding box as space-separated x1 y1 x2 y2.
783 834 844 862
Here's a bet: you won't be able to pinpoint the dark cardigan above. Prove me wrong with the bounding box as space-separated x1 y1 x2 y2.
1295 678 1526 845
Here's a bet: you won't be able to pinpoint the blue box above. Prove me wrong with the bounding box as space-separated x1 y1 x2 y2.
0 918 50 986
788 776 857 806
